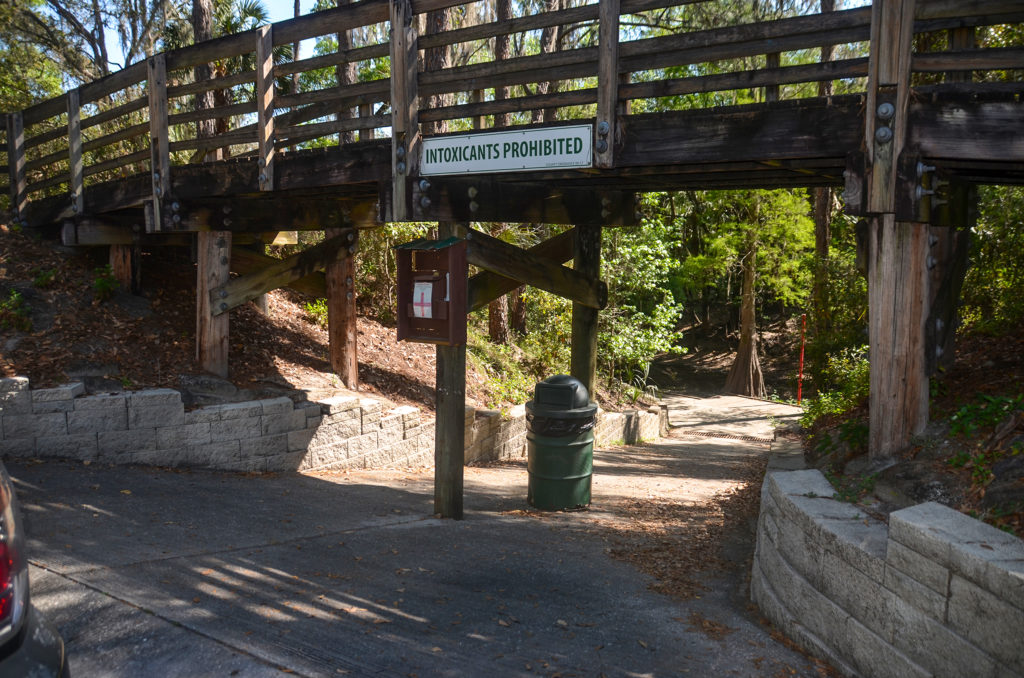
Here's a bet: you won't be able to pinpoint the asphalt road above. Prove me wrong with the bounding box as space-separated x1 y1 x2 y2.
13 395 822 677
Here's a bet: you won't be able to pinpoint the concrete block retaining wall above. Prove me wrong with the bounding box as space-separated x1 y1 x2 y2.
752 468 1024 678
1 378 666 472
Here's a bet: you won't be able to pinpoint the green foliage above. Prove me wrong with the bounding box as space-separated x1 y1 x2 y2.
801 345 870 428
948 394 1024 438
31 268 56 288
92 265 119 302
825 469 877 503
961 186 1024 333
466 326 537 409
0 289 31 331
304 298 329 328
356 223 433 322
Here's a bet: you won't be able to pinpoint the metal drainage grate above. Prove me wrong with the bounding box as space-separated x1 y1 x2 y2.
673 429 774 444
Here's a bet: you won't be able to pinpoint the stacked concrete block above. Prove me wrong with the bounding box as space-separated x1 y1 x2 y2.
3 377 667 475
752 469 1024 678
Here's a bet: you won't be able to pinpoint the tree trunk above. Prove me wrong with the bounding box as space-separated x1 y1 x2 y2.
511 285 527 335
812 187 833 339
532 0 560 124
424 8 453 135
493 0 512 128
488 223 511 344
336 0 357 144
292 0 301 94
192 0 215 147
488 295 510 344
724 244 766 398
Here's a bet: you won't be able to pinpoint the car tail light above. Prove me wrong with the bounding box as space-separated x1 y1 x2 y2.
0 467 28 646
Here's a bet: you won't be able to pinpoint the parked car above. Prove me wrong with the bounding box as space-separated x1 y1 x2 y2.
0 462 68 677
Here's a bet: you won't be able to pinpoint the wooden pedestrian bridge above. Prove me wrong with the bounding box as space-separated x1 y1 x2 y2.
2 0 1023 515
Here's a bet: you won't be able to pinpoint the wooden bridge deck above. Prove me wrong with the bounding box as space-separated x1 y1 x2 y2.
2 0 1024 506
2 0 1023 232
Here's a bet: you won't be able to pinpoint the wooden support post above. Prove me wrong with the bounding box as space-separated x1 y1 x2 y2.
470 90 485 131
866 215 929 458
358 104 375 141
109 245 133 291
7 112 26 223
148 54 170 230
197 232 232 377
947 27 975 83
434 221 467 520
255 25 275 192
326 228 358 389
570 223 601 399
389 0 419 221
765 53 781 102
595 0 620 169
67 89 83 216
864 0 922 460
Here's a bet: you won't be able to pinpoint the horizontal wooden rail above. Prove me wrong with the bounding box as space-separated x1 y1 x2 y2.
24 124 69 151
275 43 390 78
418 4 599 50
912 47 1024 72
25 147 69 173
419 89 596 122
276 79 392 109
83 149 149 178
276 113 390 146
26 174 68 195
168 101 258 126
81 96 148 130
167 70 256 99
82 122 149 154
619 58 870 100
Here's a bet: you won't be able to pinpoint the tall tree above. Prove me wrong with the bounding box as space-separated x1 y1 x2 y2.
192 0 216 149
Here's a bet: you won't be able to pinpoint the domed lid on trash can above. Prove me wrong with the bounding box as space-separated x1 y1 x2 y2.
526 375 598 419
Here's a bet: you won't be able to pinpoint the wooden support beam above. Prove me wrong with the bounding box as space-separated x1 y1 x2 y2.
197 231 232 377
389 0 419 221
256 25 276 192
435 221 467 520
148 54 171 230
595 0 620 169
570 223 601 399
326 228 358 388
149 197 378 233
467 228 575 312
209 228 355 316
67 89 84 216
464 227 607 310
229 246 327 298
416 177 635 226
7 112 26 222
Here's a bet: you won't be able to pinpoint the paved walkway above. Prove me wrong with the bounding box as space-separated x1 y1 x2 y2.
16 395 821 677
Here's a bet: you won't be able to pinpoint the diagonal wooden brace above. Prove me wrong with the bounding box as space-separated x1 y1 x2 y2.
209 228 355 316
467 228 575 313
464 227 607 310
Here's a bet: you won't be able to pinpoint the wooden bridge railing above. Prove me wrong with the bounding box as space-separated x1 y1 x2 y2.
4 0 1023 224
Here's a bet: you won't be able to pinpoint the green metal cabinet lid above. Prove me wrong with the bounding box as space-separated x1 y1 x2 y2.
526 375 597 419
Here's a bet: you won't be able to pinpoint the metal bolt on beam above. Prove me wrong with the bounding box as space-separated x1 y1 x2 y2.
467 186 478 199
597 121 610 135
220 303 228 311
219 289 228 298
876 102 895 120
874 126 893 144
916 161 936 178
927 255 937 270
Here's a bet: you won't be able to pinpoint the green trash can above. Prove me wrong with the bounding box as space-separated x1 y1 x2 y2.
526 375 598 511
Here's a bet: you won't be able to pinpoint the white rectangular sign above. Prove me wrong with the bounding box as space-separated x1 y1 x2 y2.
420 125 593 176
